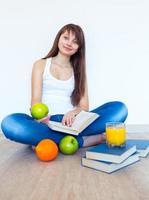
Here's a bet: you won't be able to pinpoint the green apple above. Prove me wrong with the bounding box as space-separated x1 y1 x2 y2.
59 136 79 155
31 103 49 119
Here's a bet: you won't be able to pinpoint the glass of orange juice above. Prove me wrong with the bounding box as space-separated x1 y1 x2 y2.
105 122 126 147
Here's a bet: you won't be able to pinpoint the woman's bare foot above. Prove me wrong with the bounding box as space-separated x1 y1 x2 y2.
82 133 106 147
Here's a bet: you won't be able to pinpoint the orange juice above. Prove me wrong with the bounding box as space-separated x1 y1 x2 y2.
106 122 126 147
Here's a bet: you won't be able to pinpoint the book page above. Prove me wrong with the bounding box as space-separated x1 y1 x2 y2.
48 111 99 134
49 121 79 131
72 111 99 130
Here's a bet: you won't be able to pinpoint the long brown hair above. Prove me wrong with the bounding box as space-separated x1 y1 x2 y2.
42 24 86 106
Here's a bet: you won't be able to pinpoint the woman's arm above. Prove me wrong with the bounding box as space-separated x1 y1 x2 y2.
30 59 50 123
31 59 46 107
62 79 89 126
72 80 89 115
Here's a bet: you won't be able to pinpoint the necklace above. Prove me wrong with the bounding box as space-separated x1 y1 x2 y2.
51 60 71 68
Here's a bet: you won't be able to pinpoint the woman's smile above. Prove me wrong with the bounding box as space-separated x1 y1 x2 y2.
64 46 73 51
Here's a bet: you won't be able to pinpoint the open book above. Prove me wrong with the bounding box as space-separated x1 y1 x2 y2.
48 111 99 135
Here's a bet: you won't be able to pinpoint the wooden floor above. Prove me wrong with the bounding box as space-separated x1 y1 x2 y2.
0 129 149 200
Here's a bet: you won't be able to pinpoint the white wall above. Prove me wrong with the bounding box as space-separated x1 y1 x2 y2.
0 0 149 124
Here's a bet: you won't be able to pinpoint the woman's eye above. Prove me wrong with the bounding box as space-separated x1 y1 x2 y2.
64 36 68 40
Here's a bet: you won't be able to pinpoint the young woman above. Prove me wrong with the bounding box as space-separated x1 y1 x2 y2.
1 24 128 148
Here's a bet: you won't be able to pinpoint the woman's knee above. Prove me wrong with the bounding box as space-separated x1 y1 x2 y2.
1 113 31 141
114 101 128 121
117 101 128 117
98 101 128 122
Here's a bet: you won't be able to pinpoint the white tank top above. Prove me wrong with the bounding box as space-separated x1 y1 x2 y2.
41 58 75 115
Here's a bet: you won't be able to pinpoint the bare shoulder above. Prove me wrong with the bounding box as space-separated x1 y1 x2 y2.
32 59 47 73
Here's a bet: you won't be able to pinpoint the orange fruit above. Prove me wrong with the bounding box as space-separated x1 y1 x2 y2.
35 139 59 161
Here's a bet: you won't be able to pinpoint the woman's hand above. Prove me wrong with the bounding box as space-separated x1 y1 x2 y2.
62 111 76 127
37 115 50 124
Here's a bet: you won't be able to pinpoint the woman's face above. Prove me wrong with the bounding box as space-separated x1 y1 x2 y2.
58 30 79 56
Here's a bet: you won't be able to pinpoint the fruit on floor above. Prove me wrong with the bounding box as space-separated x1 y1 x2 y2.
35 139 59 161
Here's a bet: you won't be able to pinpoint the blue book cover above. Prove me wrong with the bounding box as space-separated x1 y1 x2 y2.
86 141 137 164
127 139 149 157
82 153 140 174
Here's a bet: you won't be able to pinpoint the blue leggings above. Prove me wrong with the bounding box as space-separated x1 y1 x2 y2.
1 101 128 148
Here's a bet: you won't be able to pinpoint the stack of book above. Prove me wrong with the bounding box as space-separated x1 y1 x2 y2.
82 139 149 173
